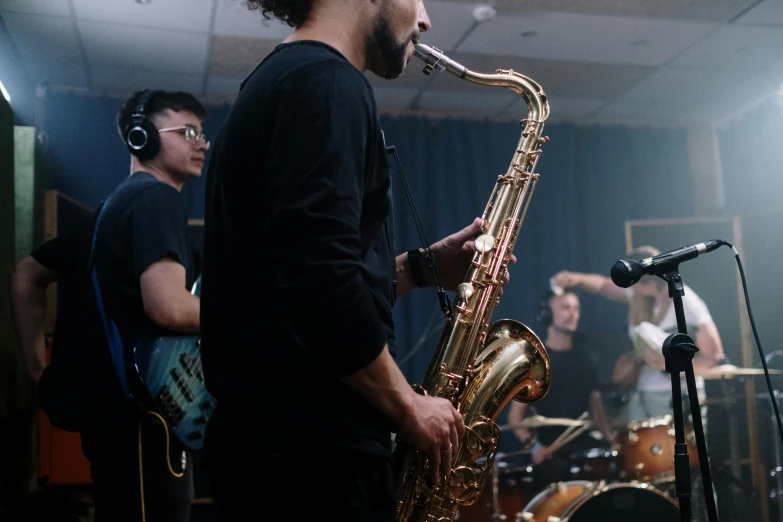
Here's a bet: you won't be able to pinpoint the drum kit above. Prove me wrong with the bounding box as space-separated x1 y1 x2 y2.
455 364 783 522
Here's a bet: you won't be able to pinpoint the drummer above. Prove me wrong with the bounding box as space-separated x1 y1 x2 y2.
507 288 616 486
552 245 725 424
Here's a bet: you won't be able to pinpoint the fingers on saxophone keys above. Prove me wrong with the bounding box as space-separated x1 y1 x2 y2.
430 446 442 485
440 443 452 484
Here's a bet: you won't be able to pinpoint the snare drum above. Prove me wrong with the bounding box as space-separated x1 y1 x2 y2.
456 463 534 522
617 414 699 483
568 447 621 481
517 480 678 522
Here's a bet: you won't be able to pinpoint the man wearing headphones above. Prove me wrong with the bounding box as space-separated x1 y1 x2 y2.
10 89 208 522
506 288 616 486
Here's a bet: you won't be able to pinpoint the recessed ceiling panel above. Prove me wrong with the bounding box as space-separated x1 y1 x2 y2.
451 52 654 99
213 0 293 38
209 35 279 76
91 66 204 96
623 67 751 105
72 0 214 32
477 0 756 23
670 25 783 72
2 12 82 64
460 11 715 66
0 0 70 16
80 20 209 74
733 0 783 26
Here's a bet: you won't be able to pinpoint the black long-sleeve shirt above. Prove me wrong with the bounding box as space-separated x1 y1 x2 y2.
201 41 397 455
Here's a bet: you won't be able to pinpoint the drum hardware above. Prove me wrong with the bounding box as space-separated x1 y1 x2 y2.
695 364 782 380
499 416 590 431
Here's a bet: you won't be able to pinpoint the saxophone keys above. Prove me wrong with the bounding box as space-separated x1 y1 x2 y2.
474 234 495 254
456 282 474 301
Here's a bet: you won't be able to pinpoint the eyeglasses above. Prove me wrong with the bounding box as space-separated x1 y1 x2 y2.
158 125 210 147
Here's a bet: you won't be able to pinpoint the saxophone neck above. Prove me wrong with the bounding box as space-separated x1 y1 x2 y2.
413 43 549 122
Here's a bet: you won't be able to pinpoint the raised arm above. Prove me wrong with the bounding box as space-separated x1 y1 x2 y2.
9 256 59 383
552 270 628 302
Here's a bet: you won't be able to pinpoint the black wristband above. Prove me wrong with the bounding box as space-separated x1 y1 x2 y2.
407 249 428 288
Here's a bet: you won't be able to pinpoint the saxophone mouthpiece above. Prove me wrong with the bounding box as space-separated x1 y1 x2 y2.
413 43 466 79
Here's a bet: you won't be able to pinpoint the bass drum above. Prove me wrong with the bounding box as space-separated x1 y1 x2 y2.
517 480 678 522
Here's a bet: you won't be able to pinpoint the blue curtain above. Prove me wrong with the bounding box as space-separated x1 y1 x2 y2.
42 91 694 383
381 116 693 382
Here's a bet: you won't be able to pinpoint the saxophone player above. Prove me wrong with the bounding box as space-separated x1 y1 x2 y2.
198 0 515 520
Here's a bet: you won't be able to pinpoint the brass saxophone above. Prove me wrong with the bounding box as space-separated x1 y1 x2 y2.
394 44 552 522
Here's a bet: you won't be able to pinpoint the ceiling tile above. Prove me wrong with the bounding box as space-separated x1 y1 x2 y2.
733 0 783 26
458 11 716 66
2 12 82 65
213 1 293 38
91 66 204 96
670 25 783 72
418 0 483 53
450 52 654 99
533 96 605 122
622 67 750 105
79 20 209 74
471 0 756 23
209 36 279 76
0 0 70 16
72 0 214 33
417 88 518 116
592 99 689 125
206 75 242 97
27 61 88 88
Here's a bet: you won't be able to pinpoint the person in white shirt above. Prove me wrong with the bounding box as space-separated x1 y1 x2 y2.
551 245 724 424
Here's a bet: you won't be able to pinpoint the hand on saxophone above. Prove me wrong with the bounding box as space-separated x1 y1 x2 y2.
396 394 465 485
428 217 517 294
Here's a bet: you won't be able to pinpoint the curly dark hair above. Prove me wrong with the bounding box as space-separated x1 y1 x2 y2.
116 90 206 139
245 0 315 28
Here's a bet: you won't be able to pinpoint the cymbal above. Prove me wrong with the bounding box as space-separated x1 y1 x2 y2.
695 364 782 380
498 415 589 431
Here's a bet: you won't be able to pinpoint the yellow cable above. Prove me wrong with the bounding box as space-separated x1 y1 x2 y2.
139 418 146 522
147 411 185 479
138 411 185 522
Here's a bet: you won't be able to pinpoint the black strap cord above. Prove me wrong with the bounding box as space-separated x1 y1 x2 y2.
386 146 453 321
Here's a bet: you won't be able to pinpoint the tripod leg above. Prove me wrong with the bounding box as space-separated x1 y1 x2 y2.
671 372 693 522
685 366 719 521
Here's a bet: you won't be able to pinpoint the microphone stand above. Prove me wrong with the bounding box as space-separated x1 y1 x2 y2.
657 269 718 522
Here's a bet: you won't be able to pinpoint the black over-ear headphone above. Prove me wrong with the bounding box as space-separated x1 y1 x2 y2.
123 89 161 161
537 290 555 326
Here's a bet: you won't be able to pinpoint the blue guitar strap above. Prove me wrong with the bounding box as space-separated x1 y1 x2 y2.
89 199 131 399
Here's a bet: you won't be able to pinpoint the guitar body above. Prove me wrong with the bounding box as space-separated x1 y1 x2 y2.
130 275 214 451
133 335 215 450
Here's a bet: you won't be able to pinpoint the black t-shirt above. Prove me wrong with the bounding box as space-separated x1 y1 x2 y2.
201 41 396 455
529 336 600 448
94 172 195 351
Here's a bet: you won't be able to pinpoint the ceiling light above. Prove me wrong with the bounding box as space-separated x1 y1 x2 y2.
135 0 152 4
0 80 9 103
472 5 496 22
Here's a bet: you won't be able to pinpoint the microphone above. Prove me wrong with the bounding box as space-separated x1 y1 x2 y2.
610 240 724 288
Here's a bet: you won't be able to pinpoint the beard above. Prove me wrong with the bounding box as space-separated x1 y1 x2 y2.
367 10 411 79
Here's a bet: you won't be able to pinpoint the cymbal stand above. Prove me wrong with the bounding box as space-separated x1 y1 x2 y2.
768 390 783 520
489 458 507 521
